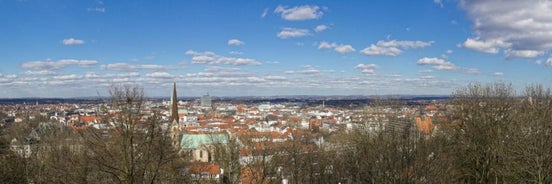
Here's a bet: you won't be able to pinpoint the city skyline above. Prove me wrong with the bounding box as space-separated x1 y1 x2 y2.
1 0 552 98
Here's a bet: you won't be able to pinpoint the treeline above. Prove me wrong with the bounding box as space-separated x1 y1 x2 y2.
0 86 189 183
1 83 552 183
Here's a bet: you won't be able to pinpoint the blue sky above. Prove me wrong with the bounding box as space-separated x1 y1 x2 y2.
1 0 551 98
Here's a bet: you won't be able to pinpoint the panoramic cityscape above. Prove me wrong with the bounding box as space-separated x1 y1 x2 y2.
1 0 552 183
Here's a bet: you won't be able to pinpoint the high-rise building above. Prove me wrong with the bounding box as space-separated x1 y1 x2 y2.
201 93 211 108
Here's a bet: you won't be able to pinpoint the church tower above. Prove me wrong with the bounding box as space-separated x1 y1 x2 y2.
169 82 181 149
170 82 179 124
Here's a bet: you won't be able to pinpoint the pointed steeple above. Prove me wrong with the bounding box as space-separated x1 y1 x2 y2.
170 82 179 124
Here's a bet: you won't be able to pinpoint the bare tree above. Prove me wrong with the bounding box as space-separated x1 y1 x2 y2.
81 84 186 183
447 83 514 182
502 84 552 183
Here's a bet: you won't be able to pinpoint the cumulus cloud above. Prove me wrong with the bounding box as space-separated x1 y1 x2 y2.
186 50 262 65
228 39 244 46
360 40 434 56
284 65 332 75
181 66 288 87
145 72 173 78
493 72 504 76
354 64 379 74
318 41 356 54
360 45 403 56
416 57 457 71
314 25 329 32
21 59 98 70
0 73 17 84
318 41 333 49
334 45 356 54
265 75 287 81
274 5 324 21
462 38 509 54
100 63 172 71
85 72 140 79
277 27 310 39
23 70 56 76
62 38 85 45
52 74 82 80
459 0 552 58
505 49 544 58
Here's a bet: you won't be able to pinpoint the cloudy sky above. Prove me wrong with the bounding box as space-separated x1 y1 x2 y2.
1 0 552 98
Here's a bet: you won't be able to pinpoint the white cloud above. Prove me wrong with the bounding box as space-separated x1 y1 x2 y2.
360 45 402 56
277 27 310 39
265 61 280 64
100 63 172 71
374 40 434 48
145 72 173 78
0 74 17 84
21 59 98 70
459 0 552 58
52 74 82 80
314 25 329 32
493 72 504 76
546 57 552 67
87 7 105 12
274 5 324 21
318 41 356 54
434 0 443 7
265 75 287 81
441 50 453 59
180 67 289 87
284 65 332 75
354 64 379 74
334 45 356 54
203 66 241 73
505 49 544 58
186 50 262 65
112 78 129 83
229 51 243 55
360 40 433 56
419 69 433 73
85 72 140 79
318 41 333 49
23 70 56 76
417 57 457 71
285 69 319 75
62 38 85 45
462 38 509 54
228 39 244 46
261 8 269 18
463 68 481 74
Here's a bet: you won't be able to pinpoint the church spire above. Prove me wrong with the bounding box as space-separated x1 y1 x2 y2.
169 82 182 151
170 82 179 124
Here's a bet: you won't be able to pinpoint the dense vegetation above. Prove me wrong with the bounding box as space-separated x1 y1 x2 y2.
1 83 551 183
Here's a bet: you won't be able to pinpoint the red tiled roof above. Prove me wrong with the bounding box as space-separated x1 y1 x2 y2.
188 163 221 175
